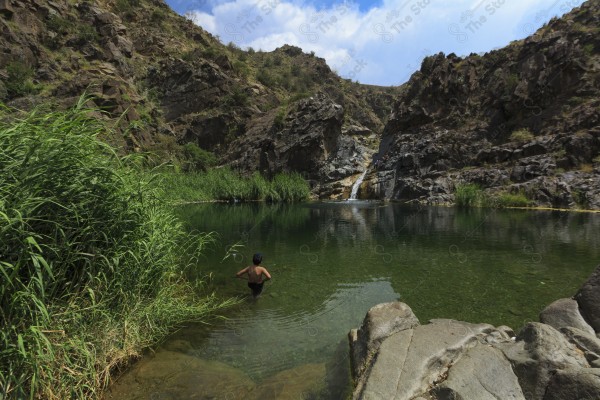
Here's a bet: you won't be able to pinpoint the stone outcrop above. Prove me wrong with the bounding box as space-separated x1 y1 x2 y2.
2 0 598 204
349 302 420 380
365 1 600 209
350 264 600 400
543 368 600 400
0 0 398 197
224 93 343 179
499 322 589 400
575 265 600 332
222 91 380 197
539 297 595 335
433 344 525 400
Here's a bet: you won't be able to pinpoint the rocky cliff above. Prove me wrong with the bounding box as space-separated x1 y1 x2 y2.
0 0 398 197
364 1 600 209
349 264 600 399
2 0 599 206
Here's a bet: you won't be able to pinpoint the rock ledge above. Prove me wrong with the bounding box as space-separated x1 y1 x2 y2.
349 264 600 400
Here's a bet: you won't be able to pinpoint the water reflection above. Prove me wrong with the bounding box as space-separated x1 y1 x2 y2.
108 203 600 399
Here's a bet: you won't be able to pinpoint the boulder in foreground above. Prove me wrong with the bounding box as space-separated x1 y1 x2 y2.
350 264 600 400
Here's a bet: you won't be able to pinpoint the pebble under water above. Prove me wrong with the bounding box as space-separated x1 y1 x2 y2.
106 202 600 399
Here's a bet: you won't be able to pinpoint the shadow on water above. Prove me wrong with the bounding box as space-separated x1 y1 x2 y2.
106 202 600 399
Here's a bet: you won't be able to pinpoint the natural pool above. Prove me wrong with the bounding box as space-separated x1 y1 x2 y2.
106 202 600 400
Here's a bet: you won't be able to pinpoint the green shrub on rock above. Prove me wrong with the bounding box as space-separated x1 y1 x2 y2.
5 61 36 98
495 192 531 207
182 143 217 171
510 128 534 143
455 184 486 207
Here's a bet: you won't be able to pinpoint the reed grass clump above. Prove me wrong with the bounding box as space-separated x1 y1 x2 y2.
0 99 235 399
495 192 531 207
454 183 486 207
159 168 310 203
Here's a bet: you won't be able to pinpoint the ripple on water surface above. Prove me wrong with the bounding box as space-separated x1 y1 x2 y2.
107 203 600 399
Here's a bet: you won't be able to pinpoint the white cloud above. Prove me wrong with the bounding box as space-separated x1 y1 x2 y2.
180 0 586 85
186 11 217 32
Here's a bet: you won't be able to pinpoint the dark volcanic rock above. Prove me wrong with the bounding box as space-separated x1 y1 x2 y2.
147 59 233 121
368 1 600 209
0 0 14 18
224 92 349 183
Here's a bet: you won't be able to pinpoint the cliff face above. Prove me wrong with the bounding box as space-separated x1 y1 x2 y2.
0 0 398 197
2 0 599 206
365 1 600 209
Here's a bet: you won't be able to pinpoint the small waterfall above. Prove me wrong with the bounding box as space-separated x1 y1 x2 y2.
349 169 368 200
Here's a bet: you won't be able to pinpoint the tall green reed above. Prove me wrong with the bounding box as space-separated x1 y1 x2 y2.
0 98 236 399
158 168 311 203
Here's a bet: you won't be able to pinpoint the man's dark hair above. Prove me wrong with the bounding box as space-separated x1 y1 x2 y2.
253 253 263 265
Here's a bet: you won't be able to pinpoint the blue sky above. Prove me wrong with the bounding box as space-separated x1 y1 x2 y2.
166 0 587 85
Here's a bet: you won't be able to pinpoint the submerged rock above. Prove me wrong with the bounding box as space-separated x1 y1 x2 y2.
250 363 326 400
106 350 255 400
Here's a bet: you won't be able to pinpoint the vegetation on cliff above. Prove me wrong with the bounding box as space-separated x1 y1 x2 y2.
0 100 237 399
160 169 310 203
371 1 600 208
0 0 398 194
455 184 532 208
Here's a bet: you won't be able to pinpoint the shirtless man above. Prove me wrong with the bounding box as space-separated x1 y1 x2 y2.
236 253 272 298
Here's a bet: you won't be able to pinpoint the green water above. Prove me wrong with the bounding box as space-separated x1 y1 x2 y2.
107 202 600 400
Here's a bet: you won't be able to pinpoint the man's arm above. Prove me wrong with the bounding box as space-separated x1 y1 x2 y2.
261 267 272 280
235 267 249 279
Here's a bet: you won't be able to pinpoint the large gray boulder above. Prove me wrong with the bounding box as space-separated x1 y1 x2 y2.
539 298 595 335
432 344 525 400
543 368 600 400
355 319 509 400
575 265 600 333
350 265 600 400
349 302 419 379
560 326 600 368
498 322 589 400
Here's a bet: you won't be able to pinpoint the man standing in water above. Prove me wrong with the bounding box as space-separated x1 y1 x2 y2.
236 253 272 298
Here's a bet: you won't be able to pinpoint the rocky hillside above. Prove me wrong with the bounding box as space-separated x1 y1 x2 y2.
0 0 398 197
3 0 599 206
363 1 600 209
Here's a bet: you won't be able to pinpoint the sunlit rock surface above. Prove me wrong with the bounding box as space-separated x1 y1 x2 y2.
350 264 600 400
